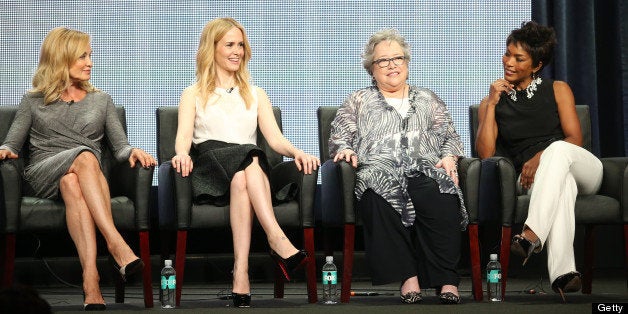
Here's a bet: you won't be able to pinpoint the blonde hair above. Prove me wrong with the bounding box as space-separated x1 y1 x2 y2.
195 18 254 109
31 27 97 105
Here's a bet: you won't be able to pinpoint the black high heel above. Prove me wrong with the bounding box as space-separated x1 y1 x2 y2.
231 292 251 307
82 292 106 311
108 255 144 282
269 250 308 281
551 271 582 303
511 234 542 265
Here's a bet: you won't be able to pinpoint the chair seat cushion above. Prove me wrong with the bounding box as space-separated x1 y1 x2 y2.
514 194 621 224
20 196 136 231
189 201 302 229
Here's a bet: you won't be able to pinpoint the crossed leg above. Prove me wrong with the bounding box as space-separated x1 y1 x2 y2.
61 151 139 304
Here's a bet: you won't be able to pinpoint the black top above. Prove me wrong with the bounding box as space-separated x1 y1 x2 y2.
495 78 565 172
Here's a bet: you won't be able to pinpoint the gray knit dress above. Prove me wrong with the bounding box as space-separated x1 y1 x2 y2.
0 91 133 199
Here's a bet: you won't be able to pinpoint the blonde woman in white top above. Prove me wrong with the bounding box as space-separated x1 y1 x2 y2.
171 18 320 307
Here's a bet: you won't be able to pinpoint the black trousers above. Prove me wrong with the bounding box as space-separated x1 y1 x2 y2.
359 175 461 288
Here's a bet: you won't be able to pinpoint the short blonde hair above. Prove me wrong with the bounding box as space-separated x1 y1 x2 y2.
196 18 254 109
361 29 411 77
32 27 96 105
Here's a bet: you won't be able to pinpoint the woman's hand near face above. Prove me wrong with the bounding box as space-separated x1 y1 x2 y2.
171 153 193 177
488 79 514 106
129 148 157 168
435 155 459 186
333 149 358 168
0 149 18 160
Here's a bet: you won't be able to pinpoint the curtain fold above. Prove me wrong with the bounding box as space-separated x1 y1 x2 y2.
532 0 627 156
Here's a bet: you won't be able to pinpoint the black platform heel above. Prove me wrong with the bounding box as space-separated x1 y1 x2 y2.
511 234 542 265
108 255 144 282
269 250 308 281
551 271 582 302
231 292 251 307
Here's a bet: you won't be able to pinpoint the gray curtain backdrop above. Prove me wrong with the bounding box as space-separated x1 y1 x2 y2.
532 0 627 157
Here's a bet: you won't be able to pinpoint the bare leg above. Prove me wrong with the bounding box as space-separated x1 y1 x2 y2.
243 157 298 258
229 171 253 294
66 152 138 268
61 173 105 305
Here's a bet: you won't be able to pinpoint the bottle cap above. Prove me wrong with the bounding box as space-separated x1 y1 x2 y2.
165 259 172 267
326 256 333 263
490 254 498 261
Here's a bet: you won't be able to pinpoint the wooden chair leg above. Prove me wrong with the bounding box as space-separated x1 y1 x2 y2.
139 231 154 308
500 226 511 300
1 233 15 288
340 224 355 303
303 227 318 303
175 230 188 306
468 224 483 301
582 225 595 294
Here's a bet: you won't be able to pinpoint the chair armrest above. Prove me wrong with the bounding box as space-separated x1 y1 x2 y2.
172 170 193 229
458 157 481 224
337 161 357 224
270 161 318 228
598 157 628 222
110 163 154 231
479 156 517 226
0 159 23 233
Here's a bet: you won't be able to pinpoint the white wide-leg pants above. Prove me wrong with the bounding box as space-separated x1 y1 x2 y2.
519 141 603 283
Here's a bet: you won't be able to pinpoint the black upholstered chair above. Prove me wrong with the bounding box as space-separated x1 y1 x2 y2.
317 106 483 302
155 106 318 305
469 104 628 299
0 106 154 308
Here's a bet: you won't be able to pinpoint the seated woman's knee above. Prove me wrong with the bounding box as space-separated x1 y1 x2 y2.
231 171 247 193
72 151 100 172
59 173 82 198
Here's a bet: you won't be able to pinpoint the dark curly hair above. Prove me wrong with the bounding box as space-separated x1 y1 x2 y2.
507 21 557 72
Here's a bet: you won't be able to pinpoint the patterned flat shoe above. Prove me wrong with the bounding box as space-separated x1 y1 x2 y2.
400 291 422 304
439 292 461 304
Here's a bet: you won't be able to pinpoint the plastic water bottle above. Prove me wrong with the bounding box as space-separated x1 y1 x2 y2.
486 254 502 302
160 259 176 308
322 256 338 304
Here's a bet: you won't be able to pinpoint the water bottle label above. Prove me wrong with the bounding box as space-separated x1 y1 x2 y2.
322 270 337 284
487 269 501 283
161 275 176 289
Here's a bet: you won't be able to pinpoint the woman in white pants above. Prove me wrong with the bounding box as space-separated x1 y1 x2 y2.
475 21 603 301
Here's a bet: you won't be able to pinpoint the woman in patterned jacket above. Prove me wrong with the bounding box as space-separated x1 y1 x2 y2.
329 29 466 305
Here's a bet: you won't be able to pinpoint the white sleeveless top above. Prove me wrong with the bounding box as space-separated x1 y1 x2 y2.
192 86 259 145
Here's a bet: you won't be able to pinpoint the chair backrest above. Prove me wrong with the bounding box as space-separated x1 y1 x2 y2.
156 106 284 167
468 104 592 158
317 106 339 162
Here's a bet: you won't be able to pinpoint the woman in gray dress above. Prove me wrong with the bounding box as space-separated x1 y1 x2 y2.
0 27 156 310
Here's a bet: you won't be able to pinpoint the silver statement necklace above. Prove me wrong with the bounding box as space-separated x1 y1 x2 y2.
508 77 542 102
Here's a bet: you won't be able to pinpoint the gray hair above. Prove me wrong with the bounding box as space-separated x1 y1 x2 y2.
361 28 411 76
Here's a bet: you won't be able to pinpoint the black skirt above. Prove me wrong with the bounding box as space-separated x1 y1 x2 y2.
190 140 297 206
